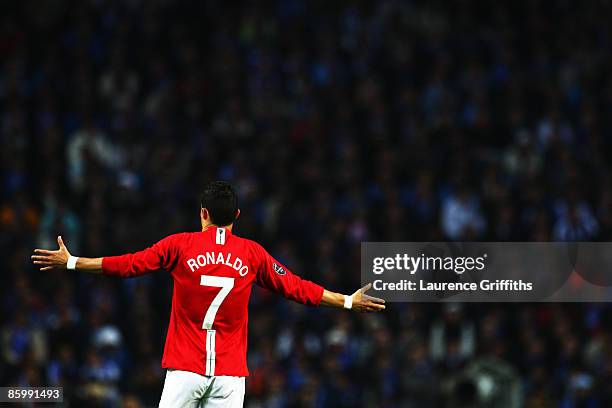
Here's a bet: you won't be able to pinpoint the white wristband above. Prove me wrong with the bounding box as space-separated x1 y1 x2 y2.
67 256 79 270
343 295 353 309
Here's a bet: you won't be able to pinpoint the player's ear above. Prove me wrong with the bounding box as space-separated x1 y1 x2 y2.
235 209 241 220
201 207 209 221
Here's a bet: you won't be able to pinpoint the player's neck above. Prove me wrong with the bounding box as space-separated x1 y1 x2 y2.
202 223 233 233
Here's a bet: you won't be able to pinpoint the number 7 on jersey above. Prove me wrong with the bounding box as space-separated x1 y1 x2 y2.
200 275 234 330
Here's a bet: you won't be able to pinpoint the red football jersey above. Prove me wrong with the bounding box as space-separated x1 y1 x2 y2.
101 226 324 376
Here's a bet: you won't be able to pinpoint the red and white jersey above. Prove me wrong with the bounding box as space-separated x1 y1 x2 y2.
101 227 324 377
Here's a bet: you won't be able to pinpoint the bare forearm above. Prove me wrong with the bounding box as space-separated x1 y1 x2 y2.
320 289 346 308
75 257 104 273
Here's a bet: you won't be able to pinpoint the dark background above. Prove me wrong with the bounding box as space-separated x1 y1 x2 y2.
1 0 612 407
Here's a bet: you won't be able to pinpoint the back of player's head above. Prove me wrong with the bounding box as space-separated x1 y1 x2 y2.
200 181 238 226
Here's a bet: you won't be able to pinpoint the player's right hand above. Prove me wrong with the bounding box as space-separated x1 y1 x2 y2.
31 236 72 271
350 283 386 313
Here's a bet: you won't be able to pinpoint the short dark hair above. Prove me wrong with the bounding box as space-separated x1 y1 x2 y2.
200 181 238 226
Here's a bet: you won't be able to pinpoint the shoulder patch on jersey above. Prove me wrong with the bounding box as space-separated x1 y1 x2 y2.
273 263 286 275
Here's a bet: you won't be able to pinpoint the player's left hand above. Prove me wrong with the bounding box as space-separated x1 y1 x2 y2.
351 283 386 313
31 236 72 271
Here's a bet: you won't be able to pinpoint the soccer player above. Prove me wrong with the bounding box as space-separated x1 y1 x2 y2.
31 181 385 407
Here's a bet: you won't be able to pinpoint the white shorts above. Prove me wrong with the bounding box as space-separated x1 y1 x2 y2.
158 369 245 408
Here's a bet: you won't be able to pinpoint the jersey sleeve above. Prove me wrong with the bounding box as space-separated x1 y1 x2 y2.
254 244 324 306
102 234 182 278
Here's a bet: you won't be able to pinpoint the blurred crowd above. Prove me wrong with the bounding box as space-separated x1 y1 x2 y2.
2 0 612 407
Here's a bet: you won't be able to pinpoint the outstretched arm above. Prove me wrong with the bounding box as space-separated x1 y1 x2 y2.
32 236 103 273
32 234 180 277
255 245 385 313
